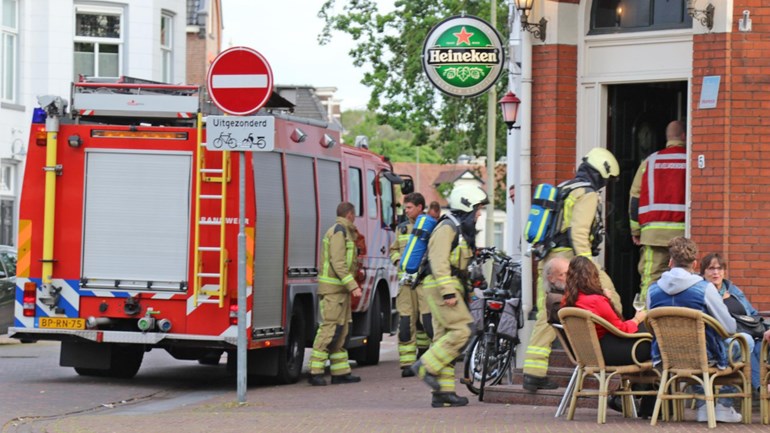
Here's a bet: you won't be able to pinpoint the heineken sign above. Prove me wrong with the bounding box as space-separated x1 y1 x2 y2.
422 15 505 98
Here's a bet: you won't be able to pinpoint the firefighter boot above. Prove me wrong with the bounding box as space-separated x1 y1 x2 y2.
431 391 469 408
401 367 416 378
410 360 440 391
330 373 361 384
308 375 327 386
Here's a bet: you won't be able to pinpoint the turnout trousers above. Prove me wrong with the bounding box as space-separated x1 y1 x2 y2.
310 292 352 376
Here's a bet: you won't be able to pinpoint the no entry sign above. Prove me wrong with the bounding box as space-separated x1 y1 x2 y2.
206 46 274 115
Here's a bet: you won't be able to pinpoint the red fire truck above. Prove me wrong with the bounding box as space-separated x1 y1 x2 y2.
10 79 409 382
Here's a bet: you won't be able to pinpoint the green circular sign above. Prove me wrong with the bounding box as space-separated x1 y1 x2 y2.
422 15 505 98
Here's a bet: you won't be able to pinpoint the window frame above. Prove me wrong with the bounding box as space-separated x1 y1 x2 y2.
160 11 173 83
348 167 363 217
73 5 124 80
379 172 394 228
1 0 19 103
366 169 377 220
589 0 692 35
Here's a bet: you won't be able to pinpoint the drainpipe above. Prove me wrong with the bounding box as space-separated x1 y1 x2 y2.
506 5 533 319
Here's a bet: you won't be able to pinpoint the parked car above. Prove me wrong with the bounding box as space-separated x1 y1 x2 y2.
0 245 17 335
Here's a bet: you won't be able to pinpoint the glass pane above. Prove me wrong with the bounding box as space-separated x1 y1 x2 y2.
366 170 377 219
2 0 16 28
654 0 685 24
0 200 12 246
98 44 119 77
162 51 171 83
76 12 121 38
0 251 16 275
161 16 171 47
2 34 14 100
593 0 651 28
379 175 393 227
73 42 95 78
348 168 362 216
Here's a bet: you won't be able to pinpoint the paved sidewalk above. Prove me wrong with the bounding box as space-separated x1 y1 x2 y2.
3 335 767 433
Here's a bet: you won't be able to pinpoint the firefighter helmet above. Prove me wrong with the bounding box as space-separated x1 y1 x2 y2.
447 185 489 213
583 148 620 179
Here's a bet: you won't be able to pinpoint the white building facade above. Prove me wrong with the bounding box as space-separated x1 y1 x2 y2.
0 0 187 246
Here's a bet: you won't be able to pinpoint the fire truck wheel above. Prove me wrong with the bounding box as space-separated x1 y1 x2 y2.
351 293 382 366
276 305 306 384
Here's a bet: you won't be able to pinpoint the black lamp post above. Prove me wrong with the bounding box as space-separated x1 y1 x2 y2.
498 91 521 130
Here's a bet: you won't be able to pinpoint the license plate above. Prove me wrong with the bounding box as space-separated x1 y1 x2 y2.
39 317 86 330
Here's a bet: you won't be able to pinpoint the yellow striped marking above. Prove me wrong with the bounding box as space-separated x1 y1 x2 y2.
17 219 31 278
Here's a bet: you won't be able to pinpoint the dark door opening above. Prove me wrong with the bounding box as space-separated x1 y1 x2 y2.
605 81 687 318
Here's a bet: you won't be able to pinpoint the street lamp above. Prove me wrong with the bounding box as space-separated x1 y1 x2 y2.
498 91 521 130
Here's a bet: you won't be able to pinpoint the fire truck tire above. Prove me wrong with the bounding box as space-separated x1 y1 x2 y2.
351 293 382 366
276 305 306 384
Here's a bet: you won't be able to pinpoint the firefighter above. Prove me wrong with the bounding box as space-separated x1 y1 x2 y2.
410 184 488 408
389 192 432 376
522 148 623 391
629 120 686 300
308 202 362 386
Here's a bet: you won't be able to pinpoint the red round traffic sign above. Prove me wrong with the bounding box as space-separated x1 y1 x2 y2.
206 46 274 116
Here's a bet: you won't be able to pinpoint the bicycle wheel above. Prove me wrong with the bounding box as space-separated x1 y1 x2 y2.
463 333 516 396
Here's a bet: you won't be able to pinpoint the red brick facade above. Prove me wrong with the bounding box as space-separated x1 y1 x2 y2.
531 44 578 187
690 5 770 310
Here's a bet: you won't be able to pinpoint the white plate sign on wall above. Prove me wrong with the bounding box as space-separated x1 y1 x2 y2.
698 76 721 109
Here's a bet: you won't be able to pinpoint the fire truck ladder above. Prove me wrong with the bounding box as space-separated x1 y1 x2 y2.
192 112 230 307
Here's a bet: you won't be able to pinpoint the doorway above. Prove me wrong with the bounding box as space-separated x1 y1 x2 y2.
605 81 687 318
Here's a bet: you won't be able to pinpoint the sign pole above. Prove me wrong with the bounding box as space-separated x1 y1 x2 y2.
237 152 247 403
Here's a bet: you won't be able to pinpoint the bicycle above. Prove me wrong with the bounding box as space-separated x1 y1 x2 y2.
212 132 237 149
461 247 522 401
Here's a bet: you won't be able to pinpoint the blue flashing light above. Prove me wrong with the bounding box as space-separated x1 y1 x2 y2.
32 108 46 124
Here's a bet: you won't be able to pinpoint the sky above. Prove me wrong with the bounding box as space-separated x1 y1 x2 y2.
221 0 393 111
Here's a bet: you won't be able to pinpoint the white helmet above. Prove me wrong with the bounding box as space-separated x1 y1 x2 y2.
583 148 620 179
447 185 489 213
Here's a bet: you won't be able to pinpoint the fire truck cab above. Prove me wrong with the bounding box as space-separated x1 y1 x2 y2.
10 79 405 382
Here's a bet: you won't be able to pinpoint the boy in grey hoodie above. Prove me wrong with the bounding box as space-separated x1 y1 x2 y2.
646 237 741 423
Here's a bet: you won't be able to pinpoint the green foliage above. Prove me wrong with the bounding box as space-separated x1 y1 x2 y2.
341 110 445 163
319 0 510 162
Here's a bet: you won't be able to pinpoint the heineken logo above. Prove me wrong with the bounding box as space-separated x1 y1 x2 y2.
422 15 505 98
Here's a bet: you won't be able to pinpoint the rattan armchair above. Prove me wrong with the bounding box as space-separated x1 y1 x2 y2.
646 306 752 428
761 338 769 424
557 307 658 424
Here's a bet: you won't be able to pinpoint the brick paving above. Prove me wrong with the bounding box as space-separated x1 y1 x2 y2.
3 335 768 433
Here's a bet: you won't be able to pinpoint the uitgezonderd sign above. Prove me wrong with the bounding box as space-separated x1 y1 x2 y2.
422 15 505 98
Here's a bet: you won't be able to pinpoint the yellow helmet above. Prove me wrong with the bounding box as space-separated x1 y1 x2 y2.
583 148 620 179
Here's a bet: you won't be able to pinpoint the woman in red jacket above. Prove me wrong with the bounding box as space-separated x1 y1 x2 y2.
562 256 649 365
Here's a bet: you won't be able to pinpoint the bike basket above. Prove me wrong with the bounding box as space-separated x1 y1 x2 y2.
497 298 521 342
469 298 485 334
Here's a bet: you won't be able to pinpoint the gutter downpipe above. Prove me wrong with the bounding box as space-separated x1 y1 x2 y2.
506 4 533 319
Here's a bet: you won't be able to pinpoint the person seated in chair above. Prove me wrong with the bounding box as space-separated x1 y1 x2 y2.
562 256 655 417
647 237 741 424
700 253 765 402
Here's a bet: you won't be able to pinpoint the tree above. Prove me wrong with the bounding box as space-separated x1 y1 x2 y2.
341 110 445 163
319 0 509 162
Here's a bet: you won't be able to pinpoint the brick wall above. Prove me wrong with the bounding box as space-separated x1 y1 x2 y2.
690 4 770 312
531 44 578 187
186 34 206 86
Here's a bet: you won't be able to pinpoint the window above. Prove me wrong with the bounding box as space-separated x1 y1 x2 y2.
379 173 394 227
348 167 363 216
0 199 12 246
0 164 12 193
1 0 18 102
494 222 504 252
161 13 173 83
366 169 377 219
590 0 691 34
0 249 16 276
74 7 123 79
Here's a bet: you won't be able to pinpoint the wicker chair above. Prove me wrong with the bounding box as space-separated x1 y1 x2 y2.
552 322 579 418
761 338 770 424
557 307 658 424
646 307 752 428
